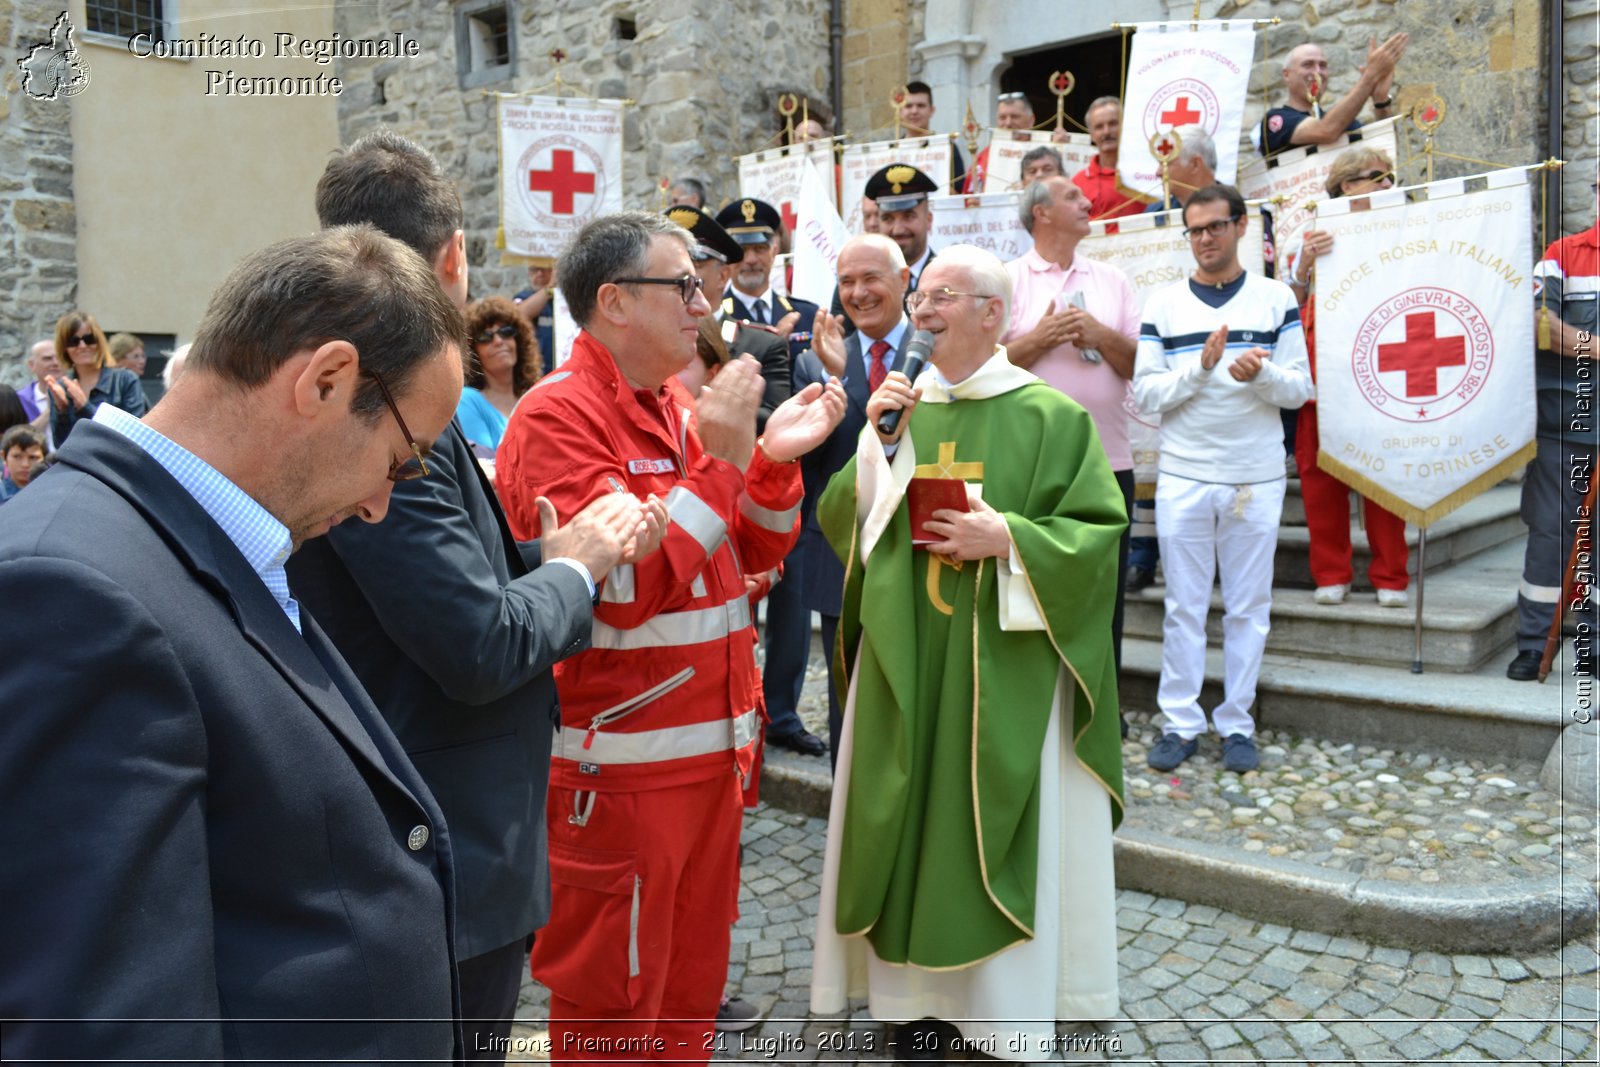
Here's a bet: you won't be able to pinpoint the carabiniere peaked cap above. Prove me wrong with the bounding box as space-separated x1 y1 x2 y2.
865 163 937 212
665 205 744 264
713 197 782 246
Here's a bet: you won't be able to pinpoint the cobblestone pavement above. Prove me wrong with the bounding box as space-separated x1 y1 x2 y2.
505 804 1600 1063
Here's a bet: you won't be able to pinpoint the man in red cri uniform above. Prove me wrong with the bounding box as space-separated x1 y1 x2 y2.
496 211 845 1060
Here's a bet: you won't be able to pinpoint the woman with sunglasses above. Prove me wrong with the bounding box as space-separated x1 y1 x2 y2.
47 311 148 447
458 296 542 451
1288 148 1411 607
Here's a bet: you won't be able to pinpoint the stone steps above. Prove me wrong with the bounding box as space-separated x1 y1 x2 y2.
1273 484 1525 590
1116 622 1579 764
1124 531 1526 673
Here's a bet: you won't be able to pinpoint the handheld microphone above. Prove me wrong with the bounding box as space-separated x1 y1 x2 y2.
875 329 935 438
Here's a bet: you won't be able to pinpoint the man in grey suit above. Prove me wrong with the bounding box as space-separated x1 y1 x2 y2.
287 132 660 1060
798 234 915 768
0 227 467 1059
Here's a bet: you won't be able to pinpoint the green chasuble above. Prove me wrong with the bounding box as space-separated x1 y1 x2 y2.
818 366 1126 970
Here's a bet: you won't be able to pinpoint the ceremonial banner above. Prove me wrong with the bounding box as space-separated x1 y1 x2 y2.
1118 21 1257 191
1239 117 1398 279
499 96 624 259
791 158 849 306
929 192 1029 261
980 129 1096 192
840 137 954 232
1080 205 1269 492
1311 171 1536 525
737 140 838 237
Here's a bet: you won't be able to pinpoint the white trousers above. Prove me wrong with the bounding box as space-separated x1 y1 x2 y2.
1154 473 1285 740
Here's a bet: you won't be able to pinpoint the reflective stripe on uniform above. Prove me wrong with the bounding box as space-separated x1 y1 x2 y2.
591 593 752 651
554 708 761 766
1521 580 1563 604
666 485 727 555
601 563 636 603
739 491 799 533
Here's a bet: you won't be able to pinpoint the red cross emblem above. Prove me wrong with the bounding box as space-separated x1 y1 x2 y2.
1156 137 1175 157
529 149 596 215
1420 104 1440 124
1161 96 1202 127
1377 312 1468 397
780 200 798 235
1053 74 1070 92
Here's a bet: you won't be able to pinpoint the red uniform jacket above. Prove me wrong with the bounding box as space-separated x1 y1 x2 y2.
496 331 803 795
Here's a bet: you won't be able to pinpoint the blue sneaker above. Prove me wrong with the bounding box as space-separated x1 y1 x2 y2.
1222 733 1260 773
1147 733 1198 771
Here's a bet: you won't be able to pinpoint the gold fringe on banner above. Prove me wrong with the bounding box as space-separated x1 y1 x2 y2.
1316 442 1536 530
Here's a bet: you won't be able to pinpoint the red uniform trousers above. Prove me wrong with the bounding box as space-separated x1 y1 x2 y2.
1295 403 1409 590
534 771 743 1065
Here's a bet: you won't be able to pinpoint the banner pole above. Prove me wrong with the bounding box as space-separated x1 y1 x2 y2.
1411 527 1427 673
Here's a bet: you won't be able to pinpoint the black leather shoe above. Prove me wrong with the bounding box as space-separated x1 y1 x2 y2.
1126 565 1156 593
1506 649 1542 681
768 728 827 757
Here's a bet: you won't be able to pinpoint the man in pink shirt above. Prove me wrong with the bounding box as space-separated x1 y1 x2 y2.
1003 176 1141 709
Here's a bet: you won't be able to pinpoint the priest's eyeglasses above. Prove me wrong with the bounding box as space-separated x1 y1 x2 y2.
614 274 704 305
363 368 430 482
1182 215 1243 241
906 287 995 311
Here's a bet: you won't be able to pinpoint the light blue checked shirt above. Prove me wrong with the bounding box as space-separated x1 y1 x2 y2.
94 405 302 633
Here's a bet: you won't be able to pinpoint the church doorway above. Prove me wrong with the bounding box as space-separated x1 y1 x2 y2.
996 29 1133 134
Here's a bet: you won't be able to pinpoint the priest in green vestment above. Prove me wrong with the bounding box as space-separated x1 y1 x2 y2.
809 245 1126 1061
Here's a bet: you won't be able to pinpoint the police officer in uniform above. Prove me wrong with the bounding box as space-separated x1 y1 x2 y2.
714 198 821 366
864 163 940 290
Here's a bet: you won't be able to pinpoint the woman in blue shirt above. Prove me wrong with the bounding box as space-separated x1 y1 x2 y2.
457 296 542 452
47 312 148 445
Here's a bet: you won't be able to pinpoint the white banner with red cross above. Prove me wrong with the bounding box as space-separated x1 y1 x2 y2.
1118 21 1257 192
1238 117 1399 283
498 96 625 259
978 129 1097 193
1310 169 1537 526
839 137 954 234
1079 204 1269 492
738 141 838 239
928 192 1030 261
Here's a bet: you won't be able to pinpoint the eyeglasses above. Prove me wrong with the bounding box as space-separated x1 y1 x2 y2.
613 274 704 305
66 334 96 347
1354 170 1395 185
1182 215 1243 241
362 368 430 482
906 287 995 311
473 323 518 345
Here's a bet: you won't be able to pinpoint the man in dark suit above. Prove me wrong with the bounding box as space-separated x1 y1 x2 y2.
288 133 656 1061
797 233 915 768
0 227 467 1060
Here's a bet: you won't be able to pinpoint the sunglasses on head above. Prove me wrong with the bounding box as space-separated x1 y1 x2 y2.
997 91 1029 103
66 333 96 347
474 324 518 345
1355 170 1395 185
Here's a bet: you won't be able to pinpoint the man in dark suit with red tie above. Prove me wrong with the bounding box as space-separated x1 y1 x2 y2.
796 233 915 767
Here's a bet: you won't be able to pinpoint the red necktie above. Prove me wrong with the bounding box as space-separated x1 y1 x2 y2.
867 339 891 393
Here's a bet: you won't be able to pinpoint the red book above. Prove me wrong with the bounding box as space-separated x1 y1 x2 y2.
907 477 971 546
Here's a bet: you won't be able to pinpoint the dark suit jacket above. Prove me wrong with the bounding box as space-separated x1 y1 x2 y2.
726 321 792 433
725 289 820 368
792 323 913 616
0 421 458 1061
289 419 591 960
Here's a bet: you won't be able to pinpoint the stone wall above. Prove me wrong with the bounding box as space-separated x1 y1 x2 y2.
1 0 80 386
840 0 913 141
334 0 830 300
1561 0 1598 228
